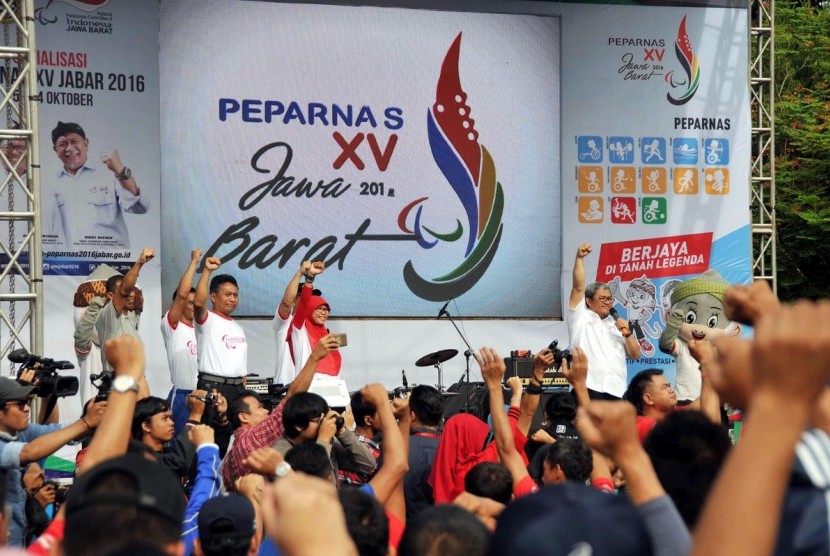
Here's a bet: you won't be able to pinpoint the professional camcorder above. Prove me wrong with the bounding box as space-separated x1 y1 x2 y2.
8 348 79 398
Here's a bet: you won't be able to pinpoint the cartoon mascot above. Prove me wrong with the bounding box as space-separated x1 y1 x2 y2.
658 269 740 402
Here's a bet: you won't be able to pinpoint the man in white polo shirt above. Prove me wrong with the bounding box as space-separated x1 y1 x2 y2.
161 248 202 435
193 256 247 402
568 243 641 400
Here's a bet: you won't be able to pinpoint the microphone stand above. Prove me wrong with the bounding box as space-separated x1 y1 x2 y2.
440 308 475 414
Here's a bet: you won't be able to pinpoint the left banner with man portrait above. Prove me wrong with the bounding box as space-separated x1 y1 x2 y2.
1 1 162 420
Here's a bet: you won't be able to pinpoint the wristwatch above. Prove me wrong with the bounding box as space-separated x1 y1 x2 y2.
275 461 292 478
115 166 132 181
112 375 139 394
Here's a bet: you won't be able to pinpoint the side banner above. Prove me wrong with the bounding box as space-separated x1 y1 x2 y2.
160 0 561 318
559 5 752 385
32 0 163 412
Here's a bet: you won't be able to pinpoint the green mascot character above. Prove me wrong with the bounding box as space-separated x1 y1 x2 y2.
658 269 741 402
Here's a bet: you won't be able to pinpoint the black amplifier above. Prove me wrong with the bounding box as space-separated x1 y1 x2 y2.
502 356 569 388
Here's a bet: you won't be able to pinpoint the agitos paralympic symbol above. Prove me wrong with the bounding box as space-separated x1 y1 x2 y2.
398 33 505 302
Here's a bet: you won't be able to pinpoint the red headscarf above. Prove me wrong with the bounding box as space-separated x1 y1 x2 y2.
290 287 341 375
428 413 498 504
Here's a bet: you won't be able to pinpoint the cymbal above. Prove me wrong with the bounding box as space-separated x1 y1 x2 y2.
415 349 458 367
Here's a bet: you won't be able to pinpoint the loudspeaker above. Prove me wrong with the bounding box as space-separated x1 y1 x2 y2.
443 382 488 421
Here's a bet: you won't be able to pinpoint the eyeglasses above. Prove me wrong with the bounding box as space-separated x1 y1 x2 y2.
593 296 613 303
314 307 330 313
3 397 33 410
1 145 26 154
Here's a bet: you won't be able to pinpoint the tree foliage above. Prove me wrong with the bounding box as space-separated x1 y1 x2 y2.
775 0 830 299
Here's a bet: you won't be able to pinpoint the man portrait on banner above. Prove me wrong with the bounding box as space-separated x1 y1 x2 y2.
42 121 147 250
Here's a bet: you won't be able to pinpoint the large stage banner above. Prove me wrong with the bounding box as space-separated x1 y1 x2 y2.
559 4 752 383
0 1 753 420
160 0 561 318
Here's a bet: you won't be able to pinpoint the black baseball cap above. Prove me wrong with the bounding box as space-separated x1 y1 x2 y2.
65 454 186 527
198 493 256 542
0 377 35 402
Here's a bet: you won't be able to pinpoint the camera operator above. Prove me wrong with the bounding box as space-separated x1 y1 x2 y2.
272 391 376 488
568 243 640 400
0 376 107 547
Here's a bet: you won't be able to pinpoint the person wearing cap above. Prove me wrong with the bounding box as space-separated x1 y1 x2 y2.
193 256 247 403
290 261 341 377
0 377 107 546
658 268 741 402
62 454 187 556
193 493 259 556
568 243 641 400
43 121 147 249
273 260 322 385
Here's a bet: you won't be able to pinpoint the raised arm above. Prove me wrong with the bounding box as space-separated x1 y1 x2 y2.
19 399 107 465
291 261 324 329
659 309 684 355
722 280 780 327
693 301 830 556
278 261 312 320
168 249 201 325
365 384 409 508
562 347 590 408
569 243 592 310
477 347 529 489
75 336 145 475
517 349 554 437
688 339 722 425
578 401 691 556
286 335 339 399
112 247 154 314
102 148 140 198
194 256 221 324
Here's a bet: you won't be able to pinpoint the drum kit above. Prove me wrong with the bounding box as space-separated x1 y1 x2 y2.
414 348 460 396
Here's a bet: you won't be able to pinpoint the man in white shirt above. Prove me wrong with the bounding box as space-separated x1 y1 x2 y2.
161 249 202 435
193 256 247 402
43 121 147 249
568 243 641 399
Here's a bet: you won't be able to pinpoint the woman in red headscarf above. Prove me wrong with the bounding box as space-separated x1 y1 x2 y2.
290 270 342 376
429 407 528 504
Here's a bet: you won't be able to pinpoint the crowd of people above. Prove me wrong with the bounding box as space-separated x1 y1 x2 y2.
0 245 829 556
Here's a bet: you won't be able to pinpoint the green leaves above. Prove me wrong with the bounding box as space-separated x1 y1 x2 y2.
775 1 830 299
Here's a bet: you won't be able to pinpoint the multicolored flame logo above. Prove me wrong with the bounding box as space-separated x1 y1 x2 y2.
399 33 504 302
665 16 700 106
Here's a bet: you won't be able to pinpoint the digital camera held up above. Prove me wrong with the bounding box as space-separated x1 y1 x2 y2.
547 340 573 371
8 348 79 398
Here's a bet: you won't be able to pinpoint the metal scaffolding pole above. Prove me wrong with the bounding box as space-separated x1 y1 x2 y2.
0 0 42 371
749 0 777 291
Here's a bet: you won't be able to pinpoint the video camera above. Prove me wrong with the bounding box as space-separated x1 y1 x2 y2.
548 339 573 371
8 348 79 398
